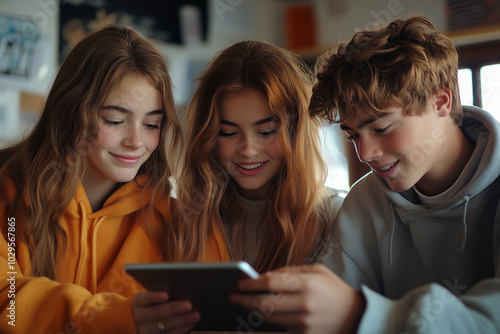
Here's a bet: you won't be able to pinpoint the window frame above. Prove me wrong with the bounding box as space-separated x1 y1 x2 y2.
456 39 500 107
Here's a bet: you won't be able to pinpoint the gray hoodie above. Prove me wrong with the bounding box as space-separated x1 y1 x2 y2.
320 106 500 333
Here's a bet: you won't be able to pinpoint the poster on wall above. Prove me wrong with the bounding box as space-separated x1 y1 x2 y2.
0 13 39 81
59 0 208 63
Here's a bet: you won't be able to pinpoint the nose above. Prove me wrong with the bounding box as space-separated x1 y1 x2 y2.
355 137 383 163
122 126 144 149
238 135 259 158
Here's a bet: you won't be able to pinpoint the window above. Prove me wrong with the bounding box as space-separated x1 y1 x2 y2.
458 68 473 106
480 64 500 120
456 39 500 122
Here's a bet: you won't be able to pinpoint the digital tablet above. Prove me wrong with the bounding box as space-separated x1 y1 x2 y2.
125 261 286 332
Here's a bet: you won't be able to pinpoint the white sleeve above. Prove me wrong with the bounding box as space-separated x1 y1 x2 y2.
358 278 500 334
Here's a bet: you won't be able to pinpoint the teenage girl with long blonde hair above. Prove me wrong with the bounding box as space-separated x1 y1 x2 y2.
0 26 228 334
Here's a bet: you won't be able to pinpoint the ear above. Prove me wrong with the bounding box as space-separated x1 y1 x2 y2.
432 88 452 117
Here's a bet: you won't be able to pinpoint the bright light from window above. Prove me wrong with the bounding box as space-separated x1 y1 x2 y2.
458 68 473 106
319 125 349 191
481 64 500 122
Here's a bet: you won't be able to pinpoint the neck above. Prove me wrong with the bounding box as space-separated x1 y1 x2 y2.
82 171 119 211
416 122 475 196
240 188 264 201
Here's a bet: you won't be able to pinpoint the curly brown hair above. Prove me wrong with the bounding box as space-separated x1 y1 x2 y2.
309 16 461 125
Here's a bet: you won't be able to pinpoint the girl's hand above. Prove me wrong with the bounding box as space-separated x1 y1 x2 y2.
133 290 200 334
230 264 365 334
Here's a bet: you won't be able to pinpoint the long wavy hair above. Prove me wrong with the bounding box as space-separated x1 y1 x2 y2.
310 16 461 125
0 26 182 279
175 40 328 272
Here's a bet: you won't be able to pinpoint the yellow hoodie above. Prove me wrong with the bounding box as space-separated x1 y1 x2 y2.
0 177 230 333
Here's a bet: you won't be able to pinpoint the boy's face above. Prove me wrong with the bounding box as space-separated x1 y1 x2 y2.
341 105 449 193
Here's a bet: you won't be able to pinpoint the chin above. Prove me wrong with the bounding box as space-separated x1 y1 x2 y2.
386 181 413 193
113 174 138 183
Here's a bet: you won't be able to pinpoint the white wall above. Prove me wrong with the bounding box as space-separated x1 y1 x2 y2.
0 0 451 190
0 0 288 100
0 0 288 146
163 0 287 105
0 0 451 103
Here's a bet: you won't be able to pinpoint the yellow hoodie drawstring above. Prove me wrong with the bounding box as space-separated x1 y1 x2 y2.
75 201 108 293
76 202 89 286
91 216 107 293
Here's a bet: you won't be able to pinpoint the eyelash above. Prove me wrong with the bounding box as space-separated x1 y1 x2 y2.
219 131 236 137
144 124 160 130
104 119 122 126
346 125 391 142
346 134 358 142
375 125 391 133
103 119 160 130
260 129 278 136
219 129 278 137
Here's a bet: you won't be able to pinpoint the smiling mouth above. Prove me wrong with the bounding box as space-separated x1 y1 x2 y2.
111 153 142 165
236 162 264 170
379 161 398 171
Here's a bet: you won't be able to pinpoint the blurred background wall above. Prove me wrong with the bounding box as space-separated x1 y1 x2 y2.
1 0 499 189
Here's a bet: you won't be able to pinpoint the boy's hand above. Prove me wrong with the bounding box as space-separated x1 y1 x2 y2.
133 290 200 334
230 264 365 334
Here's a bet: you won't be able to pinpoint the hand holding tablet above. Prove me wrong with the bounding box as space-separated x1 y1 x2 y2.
125 261 286 332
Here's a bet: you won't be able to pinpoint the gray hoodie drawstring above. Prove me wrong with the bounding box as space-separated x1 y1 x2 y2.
459 195 470 251
388 202 396 264
387 195 469 263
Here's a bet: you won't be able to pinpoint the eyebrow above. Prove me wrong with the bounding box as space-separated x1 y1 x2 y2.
101 105 164 115
221 116 277 127
340 114 389 131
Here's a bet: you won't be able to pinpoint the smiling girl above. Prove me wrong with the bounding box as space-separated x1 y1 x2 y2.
175 40 344 274
0 26 228 333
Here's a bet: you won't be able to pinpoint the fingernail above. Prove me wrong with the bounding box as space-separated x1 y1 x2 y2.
157 291 168 300
191 312 201 321
180 302 192 312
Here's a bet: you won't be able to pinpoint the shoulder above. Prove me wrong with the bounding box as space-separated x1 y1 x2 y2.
321 186 347 220
0 177 16 198
0 177 21 210
344 172 383 204
324 186 347 204
337 172 394 221
152 196 177 219
0 177 26 231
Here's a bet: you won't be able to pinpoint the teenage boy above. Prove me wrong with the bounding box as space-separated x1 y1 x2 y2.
230 16 500 333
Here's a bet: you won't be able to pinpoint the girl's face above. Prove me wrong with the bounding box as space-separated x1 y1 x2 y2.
217 89 283 199
86 73 163 186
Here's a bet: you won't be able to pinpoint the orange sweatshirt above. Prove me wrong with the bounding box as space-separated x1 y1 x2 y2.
0 177 230 333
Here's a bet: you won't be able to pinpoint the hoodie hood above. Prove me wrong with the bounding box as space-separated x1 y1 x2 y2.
374 106 500 220
453 106 500 197
65 175 152 220
370 106 500 264
320 107 499 300
61 175 161 293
